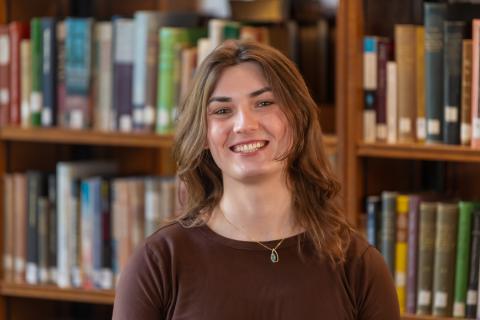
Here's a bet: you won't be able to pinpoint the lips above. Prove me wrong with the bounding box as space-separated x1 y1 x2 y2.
230 141 268 153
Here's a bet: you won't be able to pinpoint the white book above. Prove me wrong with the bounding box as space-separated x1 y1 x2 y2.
386 61 398 144
20 40 31 128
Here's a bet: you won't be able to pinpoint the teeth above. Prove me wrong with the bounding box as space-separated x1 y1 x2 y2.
233 141 266 153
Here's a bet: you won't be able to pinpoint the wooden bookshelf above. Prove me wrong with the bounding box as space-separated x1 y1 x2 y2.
357 141 480 163
402 315 457 320
0 283 114 305
0 126 174 148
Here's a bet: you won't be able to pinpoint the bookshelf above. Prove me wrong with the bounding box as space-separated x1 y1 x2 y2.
0 0 339 319
337 0 480 319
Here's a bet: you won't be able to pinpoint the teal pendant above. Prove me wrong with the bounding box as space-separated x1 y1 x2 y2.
270 249 279 263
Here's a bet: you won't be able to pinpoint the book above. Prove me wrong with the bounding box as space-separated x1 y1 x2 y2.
416 201 437 315
466 210 480 318
395 195 409 313
64 18 93 129
366 195 381 248
432 202 459 317
47 174 57 284
461 39 473 145
3 174 14 282
395 25 416 143
56 21 66 127
424 2 447 143
363 36 377 143
0 25 10 126
13 173 27 283
113 18 134 132
20 39 31 128
381 191 397 275
472 19 480 148
386 61 397 144
92 22 113 131
453 201 475 317
41 18 57 127
443 20 465 145
376 37 390 142
8 22 29 126
406 195 420 314
416 26 426 142
30 18 43 127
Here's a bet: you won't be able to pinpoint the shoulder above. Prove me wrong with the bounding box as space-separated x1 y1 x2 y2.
342 232 400 319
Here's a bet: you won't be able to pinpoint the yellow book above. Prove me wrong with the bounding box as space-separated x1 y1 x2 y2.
395 195 409 314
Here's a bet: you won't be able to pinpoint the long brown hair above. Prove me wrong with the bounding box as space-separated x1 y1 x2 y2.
173 40 352 263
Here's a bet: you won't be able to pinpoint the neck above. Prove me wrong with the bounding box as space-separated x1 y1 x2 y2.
208 173 301 241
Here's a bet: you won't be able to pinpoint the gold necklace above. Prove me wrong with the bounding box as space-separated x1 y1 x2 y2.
219 207 286 263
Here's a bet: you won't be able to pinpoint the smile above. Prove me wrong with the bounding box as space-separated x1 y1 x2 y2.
231 141 268 153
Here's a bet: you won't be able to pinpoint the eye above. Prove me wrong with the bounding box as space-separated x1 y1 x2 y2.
212 107 231 115
257 100 274 108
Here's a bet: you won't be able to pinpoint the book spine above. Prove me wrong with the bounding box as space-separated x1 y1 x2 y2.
56 164 70 288
41 18 57 127
92 22 113 131
37 197 49 284
69 179 81 288
416 26 426 142
30 18 43 127
99 179 112 289
156 27 189 134
424 2 447 143
65 18 93 129
472 19 480 148
443 21 465 145
0 26 10 126
406 195 420 314
386 61 397 143
3 175 14 283
47 174 57 284
366 195 381 248
453 201 475 317
395 25 417 143
466 210 480 318
432 202 459 317
381 191 397 276
395 195 409 314
113 18 134 132
363 36 377 143
461 39 473 146
13 174 27 283
56 21 66 127
80 179 93 289
20 39 31 128
26 172 42 285
376 38 390 142
416 201 437 315
9 22 29 126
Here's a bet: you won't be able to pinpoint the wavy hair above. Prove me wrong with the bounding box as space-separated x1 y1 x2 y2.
173 40 352 263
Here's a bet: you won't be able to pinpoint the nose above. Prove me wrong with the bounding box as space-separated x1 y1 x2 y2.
233 107 259 134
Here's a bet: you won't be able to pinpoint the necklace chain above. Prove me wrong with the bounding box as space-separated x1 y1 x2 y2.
219 207 285 263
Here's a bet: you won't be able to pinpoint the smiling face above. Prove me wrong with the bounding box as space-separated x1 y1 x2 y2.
206 62 292 184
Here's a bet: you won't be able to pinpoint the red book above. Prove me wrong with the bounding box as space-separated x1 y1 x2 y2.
0 25 10 126
8 22 29 126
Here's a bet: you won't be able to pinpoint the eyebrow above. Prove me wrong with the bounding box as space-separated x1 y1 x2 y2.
207 86 272 104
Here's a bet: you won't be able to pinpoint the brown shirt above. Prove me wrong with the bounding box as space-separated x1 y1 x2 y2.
113 223 400 320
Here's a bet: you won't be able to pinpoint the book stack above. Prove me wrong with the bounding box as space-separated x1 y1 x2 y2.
362 2 480 147
365 192 480 318
2 163 177 290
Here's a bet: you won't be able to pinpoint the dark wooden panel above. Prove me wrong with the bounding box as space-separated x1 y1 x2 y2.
8 0 69 22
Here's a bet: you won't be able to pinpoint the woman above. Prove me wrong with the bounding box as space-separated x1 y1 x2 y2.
112 40 399 319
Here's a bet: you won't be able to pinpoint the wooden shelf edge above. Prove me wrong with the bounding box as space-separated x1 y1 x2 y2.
357 141 480 163
0 127 174 148
402 314 457 320
0 282 114 305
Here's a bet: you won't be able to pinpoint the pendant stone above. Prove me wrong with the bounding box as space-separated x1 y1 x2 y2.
270 249 279 263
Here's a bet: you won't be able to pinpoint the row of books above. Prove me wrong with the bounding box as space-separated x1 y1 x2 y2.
363 2 480 147
365 192 480 318
0 11 332 134
3 164 177 290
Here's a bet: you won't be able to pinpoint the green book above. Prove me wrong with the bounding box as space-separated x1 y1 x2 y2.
453 201 476 317
416 201 437 315
156 27 189 134
30 18 43 126
432 202 459 317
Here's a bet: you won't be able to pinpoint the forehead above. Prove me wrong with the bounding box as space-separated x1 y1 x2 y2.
211 62 270 96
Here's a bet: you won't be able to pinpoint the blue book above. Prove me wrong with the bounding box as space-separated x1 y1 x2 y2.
41 18 57 127
65 18 93 129
366 195 381 248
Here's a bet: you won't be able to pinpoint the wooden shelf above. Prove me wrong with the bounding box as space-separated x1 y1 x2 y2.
0 127 174 148
402 314 456 320
323 134 337 155
357 141 480 163
0 283 114 305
